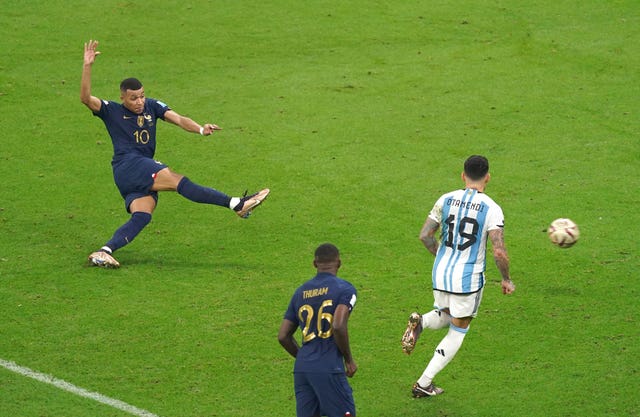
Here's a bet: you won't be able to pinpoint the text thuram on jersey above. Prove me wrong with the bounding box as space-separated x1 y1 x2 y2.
303 287 329 299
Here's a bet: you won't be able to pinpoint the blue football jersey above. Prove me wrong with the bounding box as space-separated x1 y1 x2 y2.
284 272 357 373
94 98 170 163
428 188 504 294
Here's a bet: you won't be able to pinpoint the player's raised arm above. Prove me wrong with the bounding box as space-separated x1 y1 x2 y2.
163 110 222 136
80 40 103 112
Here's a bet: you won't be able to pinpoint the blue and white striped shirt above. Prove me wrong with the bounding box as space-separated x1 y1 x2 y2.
429 188 504 294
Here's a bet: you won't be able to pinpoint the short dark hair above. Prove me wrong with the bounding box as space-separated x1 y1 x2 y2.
314 243 340 264
119 77 143 92
464 155 489 180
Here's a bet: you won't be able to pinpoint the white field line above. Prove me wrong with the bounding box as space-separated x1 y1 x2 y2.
0 358 162 417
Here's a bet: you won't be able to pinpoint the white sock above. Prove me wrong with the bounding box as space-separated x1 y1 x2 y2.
421 309 452 330
229 197 241 209
100 246 113 254
417 324 468 387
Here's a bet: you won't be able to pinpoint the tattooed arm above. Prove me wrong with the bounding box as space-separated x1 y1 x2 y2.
489 227 515 294
419 217 440 256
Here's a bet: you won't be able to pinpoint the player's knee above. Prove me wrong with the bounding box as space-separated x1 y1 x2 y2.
154 168 183 190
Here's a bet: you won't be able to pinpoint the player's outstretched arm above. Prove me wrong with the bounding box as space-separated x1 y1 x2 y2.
163 110 222 136
489 228 515 294
80 40 102 112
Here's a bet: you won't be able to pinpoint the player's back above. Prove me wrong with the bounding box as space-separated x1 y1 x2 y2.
431 188 504 293
288 272 356 373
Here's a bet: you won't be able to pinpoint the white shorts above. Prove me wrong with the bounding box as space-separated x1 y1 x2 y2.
433 288 484 318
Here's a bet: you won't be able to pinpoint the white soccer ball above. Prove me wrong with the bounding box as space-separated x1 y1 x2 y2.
547 218 580 248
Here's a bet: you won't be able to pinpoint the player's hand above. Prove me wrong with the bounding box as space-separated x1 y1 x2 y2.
502 278 515 295
84 40 101 65
201 123 222 135
345 360 357 377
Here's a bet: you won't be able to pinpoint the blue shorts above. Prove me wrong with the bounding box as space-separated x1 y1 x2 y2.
294 372 355 417
112 157 167 212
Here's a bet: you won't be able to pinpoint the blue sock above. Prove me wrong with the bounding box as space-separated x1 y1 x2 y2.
104 212 152 253
177 177 231 208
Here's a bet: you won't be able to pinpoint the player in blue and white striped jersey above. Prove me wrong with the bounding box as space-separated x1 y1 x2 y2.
401 155 515 398
430 186 503 294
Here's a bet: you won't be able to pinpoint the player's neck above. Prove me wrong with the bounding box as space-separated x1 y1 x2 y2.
465 183 486 193
316 267 338 275
462 173 489 193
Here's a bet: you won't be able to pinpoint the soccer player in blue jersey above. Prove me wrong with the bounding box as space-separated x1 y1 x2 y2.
80 40 269 268
401 155 515 397
278 243 358 417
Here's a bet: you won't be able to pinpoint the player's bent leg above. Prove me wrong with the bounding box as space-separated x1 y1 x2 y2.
128 195 157 214
176 176 234 207
422 309 452 330
89 210 152 268
401 312 422 355
104 211 152 253
151 167 183 191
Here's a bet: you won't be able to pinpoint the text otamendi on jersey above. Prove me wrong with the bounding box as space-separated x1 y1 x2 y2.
445 198 485 212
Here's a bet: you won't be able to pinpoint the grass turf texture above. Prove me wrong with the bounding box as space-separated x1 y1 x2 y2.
1 1 639 416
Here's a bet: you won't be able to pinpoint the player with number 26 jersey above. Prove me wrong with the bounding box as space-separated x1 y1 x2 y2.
279 244 358 417
283 272 357 373
429 188 504 294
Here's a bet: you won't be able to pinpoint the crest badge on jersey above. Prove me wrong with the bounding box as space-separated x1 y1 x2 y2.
137 116 144 127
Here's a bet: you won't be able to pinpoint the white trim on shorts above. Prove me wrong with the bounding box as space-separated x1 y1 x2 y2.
433 287 484 318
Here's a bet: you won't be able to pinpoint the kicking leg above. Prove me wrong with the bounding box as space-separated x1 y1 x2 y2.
402 309 451 355
422 309 452 330
153 167 232 207
177 176 232 207
154 168 269 218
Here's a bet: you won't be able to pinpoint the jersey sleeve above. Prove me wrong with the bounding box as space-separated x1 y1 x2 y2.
93 99 113 118
149 99 171 120
486 203 505 231
428 194 446 223
283 293 298 322
337 284 357 312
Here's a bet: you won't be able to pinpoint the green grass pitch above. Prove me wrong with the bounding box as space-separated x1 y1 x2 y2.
1 1 639 416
